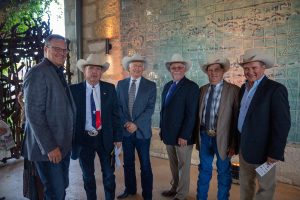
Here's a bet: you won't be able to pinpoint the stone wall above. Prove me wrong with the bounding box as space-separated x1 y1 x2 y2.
65 0 300 186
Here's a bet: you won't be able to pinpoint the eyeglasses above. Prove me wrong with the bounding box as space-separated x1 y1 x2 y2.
46 45 69 54
170 66 185 71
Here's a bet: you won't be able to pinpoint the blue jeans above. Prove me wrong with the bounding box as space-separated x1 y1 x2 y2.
34 152 70 200
197 131 232 200
79 141 115 200
122 134 153 200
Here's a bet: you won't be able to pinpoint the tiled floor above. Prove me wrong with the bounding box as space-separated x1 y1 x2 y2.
1 156 300 200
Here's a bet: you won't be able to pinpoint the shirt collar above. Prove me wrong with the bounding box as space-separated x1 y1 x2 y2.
130 76 141 84
86 81 100 89
245 75 265 90
210 79 223 88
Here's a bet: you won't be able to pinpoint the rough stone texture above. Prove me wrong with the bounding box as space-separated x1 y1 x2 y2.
277 145 300 186
64 0 300 186
83 5 97 25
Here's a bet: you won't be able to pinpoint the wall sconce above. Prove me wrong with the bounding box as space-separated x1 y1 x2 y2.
105 38 112 54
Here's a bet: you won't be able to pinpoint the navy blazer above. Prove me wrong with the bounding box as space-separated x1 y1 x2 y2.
238 76 291 164
116 77 156 139
160 76 200 145
70 81 122 159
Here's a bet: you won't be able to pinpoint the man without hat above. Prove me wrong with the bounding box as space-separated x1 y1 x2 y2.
70 54 122 200
195 56 239 200
160 53 199 200
237 48 291 200
22 34 75 199
116 54 156 200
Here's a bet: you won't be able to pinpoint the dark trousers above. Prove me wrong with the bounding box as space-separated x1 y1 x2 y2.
122 134 153 200
34 152 70 200
79 141 115 200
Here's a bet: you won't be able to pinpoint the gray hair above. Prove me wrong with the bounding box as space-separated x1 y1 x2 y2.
44 34 66 46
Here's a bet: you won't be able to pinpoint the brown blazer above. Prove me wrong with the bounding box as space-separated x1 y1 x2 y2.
195 80 239 160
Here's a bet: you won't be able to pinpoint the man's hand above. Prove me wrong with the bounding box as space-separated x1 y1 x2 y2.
178 138 187 147
47 147 62 164
124 122 137 133
227 147 236 157
0 127 7 135
267 157 278 165
114 142 122 149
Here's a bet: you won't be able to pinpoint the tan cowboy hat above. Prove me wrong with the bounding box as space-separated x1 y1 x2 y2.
201 55 230 73
165 53 192 71
239 48 275 68
77 54 110 72
122 54 148 71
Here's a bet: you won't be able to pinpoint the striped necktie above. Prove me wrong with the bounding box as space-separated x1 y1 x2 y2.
128 79 136 118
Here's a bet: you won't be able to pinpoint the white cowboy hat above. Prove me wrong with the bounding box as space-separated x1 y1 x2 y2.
201 55 230 73
165 53 192 71
239 48 275 68
122 54 148 70
77 54 110 72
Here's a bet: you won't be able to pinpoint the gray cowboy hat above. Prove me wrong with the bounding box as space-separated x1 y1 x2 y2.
165 53 192 71
239 48 275 68
122 54 148 70
77 54 110 72
201 55 230 73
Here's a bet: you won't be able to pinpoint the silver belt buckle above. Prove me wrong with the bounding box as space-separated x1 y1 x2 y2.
207 129 216 137
87 129 99 137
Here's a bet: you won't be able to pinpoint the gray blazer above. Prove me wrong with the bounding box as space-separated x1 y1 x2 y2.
22 58 76 161
116 77 156 139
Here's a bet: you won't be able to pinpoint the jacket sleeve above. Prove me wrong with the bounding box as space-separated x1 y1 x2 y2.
24 68 57 154
268 85 291 160
133 83 157 136
179 83 200 140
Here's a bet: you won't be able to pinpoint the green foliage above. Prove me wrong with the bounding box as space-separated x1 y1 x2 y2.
0 0 59 34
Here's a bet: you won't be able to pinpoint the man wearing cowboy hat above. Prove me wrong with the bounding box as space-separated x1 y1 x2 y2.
22 34 75 199
195 56 239 200
237 48 290 200
160 53 199 200
116 54 156 200
70 54 122 200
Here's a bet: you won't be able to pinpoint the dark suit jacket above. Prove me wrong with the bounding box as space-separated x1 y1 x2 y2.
160 76 200 145
70 81 122 159
239 76 291 164
22 58 76 161
116 77 156 139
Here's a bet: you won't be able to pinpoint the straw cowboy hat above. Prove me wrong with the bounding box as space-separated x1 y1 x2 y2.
201 55 230 73
122 54 148 71
239 48 275 69
77 54 110 72
165 53 192 71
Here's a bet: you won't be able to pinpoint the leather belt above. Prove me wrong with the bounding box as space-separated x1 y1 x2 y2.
200 126 217 137
84 129 101 137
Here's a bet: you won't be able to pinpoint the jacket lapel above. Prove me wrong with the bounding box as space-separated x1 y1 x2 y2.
217 81 229 117
244 76 268 119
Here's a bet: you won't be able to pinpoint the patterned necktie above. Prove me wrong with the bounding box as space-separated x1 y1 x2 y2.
205 85 215 129
128 79 136 118
164 81 177 106
91 87 102 130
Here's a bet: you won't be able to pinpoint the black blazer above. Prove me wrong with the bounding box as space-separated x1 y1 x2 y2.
70 81 122 159
160 76 200 145
239 76 291 164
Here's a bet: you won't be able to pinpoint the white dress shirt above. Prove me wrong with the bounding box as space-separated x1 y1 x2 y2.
85 81 101 131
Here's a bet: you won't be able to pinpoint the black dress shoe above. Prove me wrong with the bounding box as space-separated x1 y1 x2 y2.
117 191 135 199
161 190 177 197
